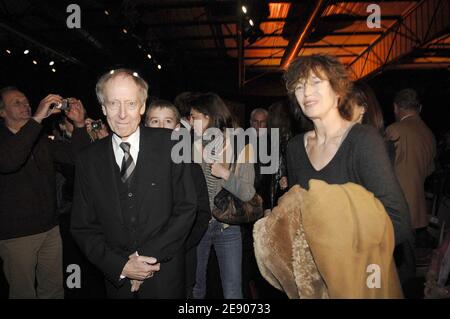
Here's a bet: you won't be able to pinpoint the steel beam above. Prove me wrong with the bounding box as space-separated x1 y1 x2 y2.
350 0 450 79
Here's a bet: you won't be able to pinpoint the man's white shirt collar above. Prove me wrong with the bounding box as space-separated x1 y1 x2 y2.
112 127 140 169
400 114 415 122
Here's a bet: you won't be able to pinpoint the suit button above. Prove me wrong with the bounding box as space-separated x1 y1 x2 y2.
128 193 133 197
130 216 136 223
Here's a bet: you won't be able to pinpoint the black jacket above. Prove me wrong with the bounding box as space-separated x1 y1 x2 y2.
0 119 90 240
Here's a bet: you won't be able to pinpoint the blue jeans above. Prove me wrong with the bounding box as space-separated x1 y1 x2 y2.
193 219 243 299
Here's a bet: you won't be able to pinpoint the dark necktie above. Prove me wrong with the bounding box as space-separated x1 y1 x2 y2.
120 142 135 183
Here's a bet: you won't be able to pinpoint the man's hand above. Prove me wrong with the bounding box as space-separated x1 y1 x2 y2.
85 118 95 133
121 254 160 281
32 94 63 123
85 118 109 140
130 280 143 292
66 98 86 128
96 122 109 140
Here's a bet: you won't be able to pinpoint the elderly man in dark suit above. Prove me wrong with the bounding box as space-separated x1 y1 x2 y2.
71 69 196 298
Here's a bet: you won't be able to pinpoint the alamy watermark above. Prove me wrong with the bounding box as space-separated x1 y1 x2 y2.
66 4 81 29
171 122 280 175
66 264 81 289
367 4 381 29
366 264 381 289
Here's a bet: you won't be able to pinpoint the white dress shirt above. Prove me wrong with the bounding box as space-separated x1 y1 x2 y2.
112 127 140 169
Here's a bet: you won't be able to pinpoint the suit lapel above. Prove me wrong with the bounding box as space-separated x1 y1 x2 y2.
98 135 124 225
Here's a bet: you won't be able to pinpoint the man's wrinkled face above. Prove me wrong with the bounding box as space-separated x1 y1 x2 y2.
101 75 145 140
0 90 32 124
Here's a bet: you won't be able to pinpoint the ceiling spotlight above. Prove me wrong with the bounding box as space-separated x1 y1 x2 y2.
249 19 254 27
23 49 29 54
147 54 152 59
123 28 128 34
157 64 162 70
33 60 37 65
104 10 109 16
242 6 247 14
109 70 115 74
51 68 56 73
6 49 11 54
133 72 139 77
49 61 55 66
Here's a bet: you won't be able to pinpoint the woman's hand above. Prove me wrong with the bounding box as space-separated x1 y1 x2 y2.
211 162 230 180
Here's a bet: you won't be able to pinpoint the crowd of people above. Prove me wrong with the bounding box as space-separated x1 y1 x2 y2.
0 54 448 299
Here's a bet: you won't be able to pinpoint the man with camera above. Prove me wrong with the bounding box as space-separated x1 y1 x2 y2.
0 87 90 298
71 69 196 298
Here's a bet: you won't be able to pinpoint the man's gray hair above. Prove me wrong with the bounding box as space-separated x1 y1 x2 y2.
0 86 20 111
95 69 148 106
250 108 269 121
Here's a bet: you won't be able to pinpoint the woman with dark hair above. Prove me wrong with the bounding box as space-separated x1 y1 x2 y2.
190 93 255 299
349 81 385 133
349 81 398 163
283 54 412 262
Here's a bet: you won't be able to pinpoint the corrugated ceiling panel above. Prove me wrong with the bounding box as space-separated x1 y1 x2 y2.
245 58 281 66
315 34 379 45
249 36 288 47
244 49 285 58
300 46 367 56
323 1 413 16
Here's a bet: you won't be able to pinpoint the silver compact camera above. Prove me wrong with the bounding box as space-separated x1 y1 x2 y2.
51 99 70 111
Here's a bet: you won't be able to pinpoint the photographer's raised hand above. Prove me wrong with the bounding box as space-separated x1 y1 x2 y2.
96 122 109 140
66 98 86 127
32 94 63 124
84 118 94 133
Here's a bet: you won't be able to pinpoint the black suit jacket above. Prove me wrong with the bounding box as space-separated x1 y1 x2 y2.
71 127 196 298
